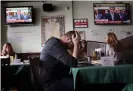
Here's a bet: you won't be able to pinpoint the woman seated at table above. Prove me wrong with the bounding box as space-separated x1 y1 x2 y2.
68 40 88 61
79 40 88 61
105 32 121 64
0 43 15 57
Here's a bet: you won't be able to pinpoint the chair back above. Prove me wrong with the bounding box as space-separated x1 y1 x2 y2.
1 58 10 89
29 56 44 91
1 58 10 66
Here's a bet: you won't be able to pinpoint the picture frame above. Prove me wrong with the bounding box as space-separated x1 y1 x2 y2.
41 16 65 46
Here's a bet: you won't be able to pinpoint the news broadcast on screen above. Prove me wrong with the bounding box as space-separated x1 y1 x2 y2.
6 7 32 23
93 3 131 25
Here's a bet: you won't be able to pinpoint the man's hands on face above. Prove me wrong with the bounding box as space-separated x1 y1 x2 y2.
71 31 81 59
72 31 81 45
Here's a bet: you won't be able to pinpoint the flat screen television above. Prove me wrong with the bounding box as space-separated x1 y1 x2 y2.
5 6 33 25
93 3 131 25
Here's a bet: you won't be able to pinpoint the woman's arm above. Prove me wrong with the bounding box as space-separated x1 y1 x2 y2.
106 44 114 56
0 50 4 56
0 50 7 56
0 51 2 56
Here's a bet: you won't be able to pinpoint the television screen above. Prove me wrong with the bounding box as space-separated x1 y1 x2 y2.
5 6 33 25
93 3 131 25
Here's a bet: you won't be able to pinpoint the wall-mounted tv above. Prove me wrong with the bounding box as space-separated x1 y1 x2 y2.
93 3 131 25
5 6 33 25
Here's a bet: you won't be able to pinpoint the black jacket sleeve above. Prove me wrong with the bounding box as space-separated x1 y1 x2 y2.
45 43 78 67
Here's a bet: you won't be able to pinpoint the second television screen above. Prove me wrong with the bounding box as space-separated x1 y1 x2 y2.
93 3 131 25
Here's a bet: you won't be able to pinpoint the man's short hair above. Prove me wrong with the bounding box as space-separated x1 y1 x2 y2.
110 6 115 10
64 31 76 38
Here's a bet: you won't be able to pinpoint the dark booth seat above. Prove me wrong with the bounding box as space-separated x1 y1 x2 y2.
118 36 133 64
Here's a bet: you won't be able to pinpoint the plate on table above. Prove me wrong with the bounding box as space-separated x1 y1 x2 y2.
10 62 30 65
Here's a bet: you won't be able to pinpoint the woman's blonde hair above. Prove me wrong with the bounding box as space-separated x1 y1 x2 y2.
107 32 120 51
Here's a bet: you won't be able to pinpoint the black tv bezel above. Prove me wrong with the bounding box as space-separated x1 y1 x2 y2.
4 6 34 25
93 3 131 25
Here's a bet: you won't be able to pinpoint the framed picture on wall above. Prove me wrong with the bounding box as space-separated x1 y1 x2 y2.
41 16 65 46
73 18 88 28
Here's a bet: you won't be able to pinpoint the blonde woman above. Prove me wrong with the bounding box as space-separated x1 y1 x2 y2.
105 32 121 63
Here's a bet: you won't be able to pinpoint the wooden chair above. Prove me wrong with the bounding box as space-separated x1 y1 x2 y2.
1 58 10 66
29 56 44 91
1 58 11 91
